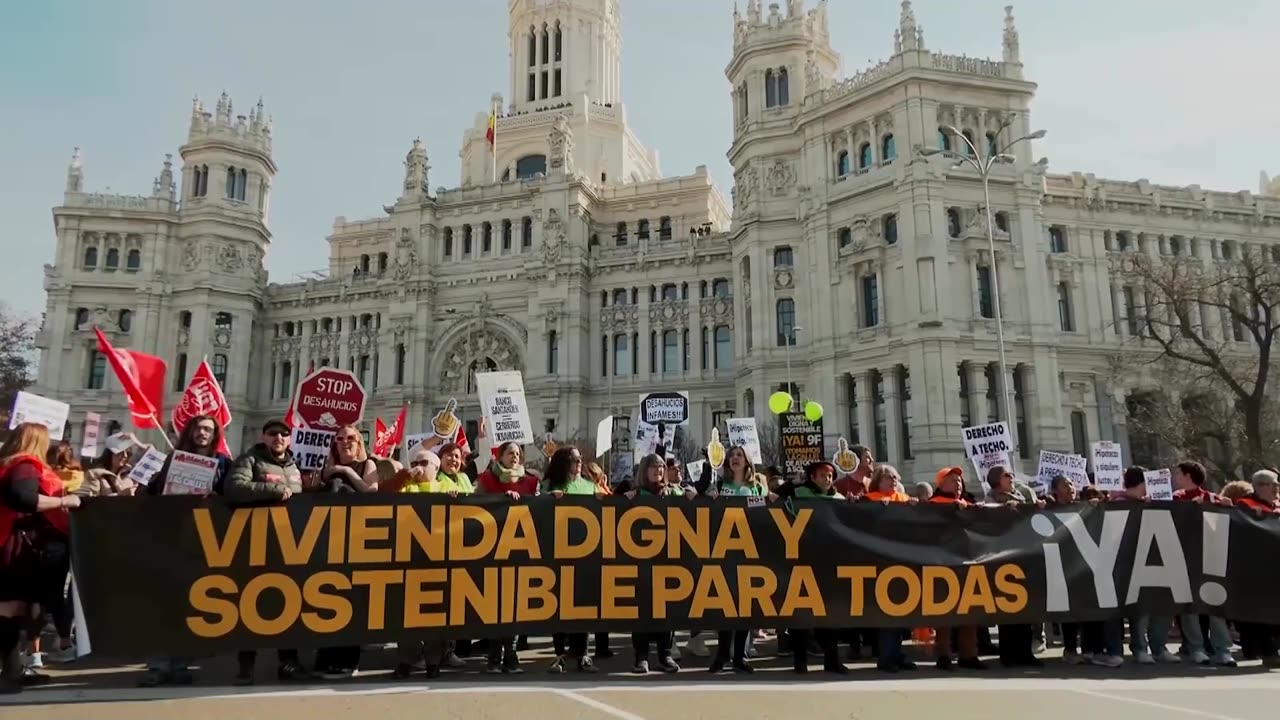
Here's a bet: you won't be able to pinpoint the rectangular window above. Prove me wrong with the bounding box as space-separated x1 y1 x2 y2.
463 225 473 255
900 366 913 460
613 334 629 376
662 330 678 374
173 353 188 392
1071 410 1088 458
958 363 971 428
527 74 535 101
87 350 106 390
872 372 887 462
547 331 559 375
212 353 228 388
601 335 608 377
482 223 492 253
712 410 733 436
977 266 994 319
847 376 859 444
1058 283 1075 331
522 217 533 248
682 329 690 372
540 70 548 99
701 327 709 371
395 343 406 385
1123 286 1139 336
553 69 562 97
773 246 793 268
661 283 677 301
280 361 293 400
776 299 796 346
1049 226 1068 254
861 275 880 327
659 217 672 241
714 326 732 370
1014 371 1029 460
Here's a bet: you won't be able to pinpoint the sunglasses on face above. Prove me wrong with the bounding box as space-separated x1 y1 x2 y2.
266 430 288 438
411 460 433 468
338 436 359 443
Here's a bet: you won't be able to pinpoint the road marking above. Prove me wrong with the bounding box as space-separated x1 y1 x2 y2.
1074 689 1250 720
552 688 649 720
6 676 1279 706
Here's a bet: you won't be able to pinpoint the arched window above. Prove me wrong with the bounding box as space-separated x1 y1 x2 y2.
443 227 454 257
637 219 650 240
713 326 732 370
521 216 533 248
515 154 547 179
554 21 562 61
858 142 873 170
836 151 850 176
83 246 98 269
212 354 229 387
501 219 512 251
882 134 897 162
994 211 1010 233
197 164 209 197
118 309 132 333
764 69 777 108
74 308 89 328
659 216 672 241
105 248 120 270
360 254 370 273
540 24 550 64
838 227 852 248
463 224 473 255
237 168 247 200
776 299 796 346
986 132 998 158
482 222 493 253
616 221 628 246
527 26 536 66
937 129 951 152
126 248 141 271
777 67 789 106
961 130 977 156
377 252 388 273
883 214 898 245
947 208 962 238
226 166 238 199
179 310 192 329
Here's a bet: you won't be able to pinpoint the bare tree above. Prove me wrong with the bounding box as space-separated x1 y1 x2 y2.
1119 245 1280 472
0 306 36 431
753 415 785 469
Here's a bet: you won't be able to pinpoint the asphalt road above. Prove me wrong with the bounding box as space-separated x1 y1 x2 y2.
5 637 1278 720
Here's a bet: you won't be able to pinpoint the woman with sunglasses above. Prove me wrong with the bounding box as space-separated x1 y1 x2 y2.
540 446 603 674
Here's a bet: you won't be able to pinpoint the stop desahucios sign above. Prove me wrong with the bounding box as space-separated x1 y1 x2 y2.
292 368 367 429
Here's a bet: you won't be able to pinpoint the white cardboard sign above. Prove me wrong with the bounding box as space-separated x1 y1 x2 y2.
79 412 102 458
725 417 764 465
1091 441 1124 492
10 391 70 440
961 421 1013 484
163 450 218 495
1036 450 1090 495
476 371 533 445
290 428 334 471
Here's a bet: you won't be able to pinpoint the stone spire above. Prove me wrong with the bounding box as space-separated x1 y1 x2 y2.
403 137 430 197
1002 5 1021 64
65 147 83 193
747 0 761 23
153 153 175 199
899 0 921 51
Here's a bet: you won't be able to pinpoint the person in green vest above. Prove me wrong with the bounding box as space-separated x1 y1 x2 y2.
618 453 695 498
541 446 602 674
435 442 474 494
794 460 844 499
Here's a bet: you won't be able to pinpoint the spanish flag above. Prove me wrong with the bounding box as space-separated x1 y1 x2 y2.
485 111 496 148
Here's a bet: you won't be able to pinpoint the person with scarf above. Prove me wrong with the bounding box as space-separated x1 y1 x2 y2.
928 467 985 671
541 446 602 674
474 441 537 674
984 465 1045 668
0 423 79 694
394 448 469 678
706 446 773 674
137 415 233 687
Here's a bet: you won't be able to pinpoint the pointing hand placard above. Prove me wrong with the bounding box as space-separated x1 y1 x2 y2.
431 398 460 439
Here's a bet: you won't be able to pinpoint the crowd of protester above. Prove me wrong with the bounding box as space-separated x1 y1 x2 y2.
0 418 1277 693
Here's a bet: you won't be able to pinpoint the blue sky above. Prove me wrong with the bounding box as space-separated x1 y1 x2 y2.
2 0 1275 319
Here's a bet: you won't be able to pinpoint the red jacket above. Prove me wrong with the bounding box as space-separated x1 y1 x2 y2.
0 454 70 547
1174 486 1226 504
1237 494 1278 514
474 467 540 497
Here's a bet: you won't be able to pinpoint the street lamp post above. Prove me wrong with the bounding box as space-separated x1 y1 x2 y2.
918 125 1046 458
785 325 803 411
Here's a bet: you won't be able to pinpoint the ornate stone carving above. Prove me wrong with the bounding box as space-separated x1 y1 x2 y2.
765 160 796 196
391 318 411 341
182 240 201 271
774 268 795 290
437 328 522 393
350 328 377 353
548 114 574 176
735 167 758 207
216 243 244 272
541 302 564 337
700 296 734 325
176 329 189 348
212 327 232 349
394 227 418 280
600 305 640 332
647 300 690 330
541 209 565 265
270 336 300 360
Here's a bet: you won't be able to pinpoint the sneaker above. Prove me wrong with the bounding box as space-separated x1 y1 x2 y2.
22 653 43 670
1134 651 1155 665
708 658 727 673
277 662 312 682
632 658 650 674
1155 650 1181 664
319 667 353 681
1096 654 1124 668
486 662 503 674
502 659 523 675
547 656 567 674
20 669 51 686
1212 651 1237 667
1063 650 1084 665
443 652 466 669
669 644 681 661
392 663 414 679
1190 650 1211 665
685 635 710 658
658 656 680 673
576 656 598 673
732 659 755 674
45 646 77 664
1032 642 1047 655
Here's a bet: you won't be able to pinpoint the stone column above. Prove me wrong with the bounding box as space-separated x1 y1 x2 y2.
843 127 854 171
638 291 651 377
855 370 875 452
867 119 878 166
966 361 988 426
834 372 852 443
1021 364 1038 454
883 366 903 466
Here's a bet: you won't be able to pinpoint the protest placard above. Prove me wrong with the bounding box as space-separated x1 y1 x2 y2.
1145 468 1174 500
1091 441 1124 492
80 412 102 458
476 371 533 445
10 391 70 440
962 421 1013 484
126 447 168 486
163 450 218 495
726 417 763 465
291 428 335 471
1036 450 1089 495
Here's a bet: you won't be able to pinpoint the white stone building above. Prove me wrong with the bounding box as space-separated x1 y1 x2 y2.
34 0 1280 484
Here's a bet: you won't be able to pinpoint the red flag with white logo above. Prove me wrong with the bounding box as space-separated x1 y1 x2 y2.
172 358 232 456
94 326 166 430
373 405 407 458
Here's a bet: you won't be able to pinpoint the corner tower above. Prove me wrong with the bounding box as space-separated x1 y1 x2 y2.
179 92 277 236
508 0 622 113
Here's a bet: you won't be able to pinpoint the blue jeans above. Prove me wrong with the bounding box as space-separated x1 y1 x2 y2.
1179 614 1231 655
1129 615 1171 656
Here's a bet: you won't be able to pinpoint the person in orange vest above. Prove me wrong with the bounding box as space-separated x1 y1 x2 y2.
865 465 919 673
928 467 985 670
864 464 917 504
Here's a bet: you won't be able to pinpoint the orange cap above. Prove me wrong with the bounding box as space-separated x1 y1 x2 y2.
935 466 964 486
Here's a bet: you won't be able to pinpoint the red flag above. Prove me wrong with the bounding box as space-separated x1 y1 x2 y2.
172 358 232 456
373 405 407 458
94 327 166 430
454 422 471 456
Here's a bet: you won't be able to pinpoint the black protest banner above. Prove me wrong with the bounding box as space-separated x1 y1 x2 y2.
779 412 823 477
70 496 1279 657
